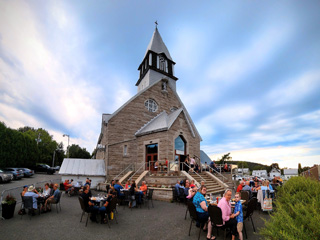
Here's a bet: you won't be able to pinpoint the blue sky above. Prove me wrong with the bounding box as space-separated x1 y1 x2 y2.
0 0 319 168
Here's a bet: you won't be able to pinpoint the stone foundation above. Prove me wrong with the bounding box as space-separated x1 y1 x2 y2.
149 187 174 202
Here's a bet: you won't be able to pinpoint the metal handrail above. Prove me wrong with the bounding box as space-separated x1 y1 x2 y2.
207 165 228 183
114 163 134 181
129 162 146 181
182 162 206 183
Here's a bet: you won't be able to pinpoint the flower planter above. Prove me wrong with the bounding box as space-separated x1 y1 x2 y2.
2 202 16 219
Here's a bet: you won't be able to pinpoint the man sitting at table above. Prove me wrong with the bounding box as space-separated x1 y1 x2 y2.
24 186 40 215
81 185 99 222
236 181 245 193
114 180 124 199
139 181 148 195
44 183 60 212
242 181 252 199
99 189 116 224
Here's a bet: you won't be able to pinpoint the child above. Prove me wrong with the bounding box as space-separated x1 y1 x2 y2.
234 192 243 240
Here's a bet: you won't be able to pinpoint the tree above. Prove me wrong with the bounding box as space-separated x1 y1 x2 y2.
298 163 302 175
221 153 231 164
68 144 91 159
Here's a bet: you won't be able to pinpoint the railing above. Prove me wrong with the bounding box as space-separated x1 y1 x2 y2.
206 165 228 183
128 162 146 181
181 162 206 183
113 163 134 181
0 178 61 213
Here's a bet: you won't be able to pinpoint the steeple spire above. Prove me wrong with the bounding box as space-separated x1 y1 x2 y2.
136 27 178 92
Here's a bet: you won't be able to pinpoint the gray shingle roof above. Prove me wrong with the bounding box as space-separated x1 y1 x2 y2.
135 108 195 137
144 28 172 61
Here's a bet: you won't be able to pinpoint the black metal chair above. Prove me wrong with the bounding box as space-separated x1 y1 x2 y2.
122 190 131 209
172 187 179 203
179 188 186 203
240 190 249 210
243 197 257 239
21 196 38 220
187 201 207 240
108 197 118 225
78 196 91 227
208 205 230 240
146 188 154 209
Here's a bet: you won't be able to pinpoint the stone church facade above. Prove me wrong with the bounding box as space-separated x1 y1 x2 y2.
95 27 202 179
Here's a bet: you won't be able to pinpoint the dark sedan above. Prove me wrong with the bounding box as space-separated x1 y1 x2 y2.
1 168 23 180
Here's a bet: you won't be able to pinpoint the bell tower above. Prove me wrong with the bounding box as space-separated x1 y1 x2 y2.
135 26 178 92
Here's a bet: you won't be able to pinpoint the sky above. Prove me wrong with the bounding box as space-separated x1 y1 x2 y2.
0 0 319 169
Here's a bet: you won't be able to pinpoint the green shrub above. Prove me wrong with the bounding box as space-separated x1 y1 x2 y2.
260 176 320 240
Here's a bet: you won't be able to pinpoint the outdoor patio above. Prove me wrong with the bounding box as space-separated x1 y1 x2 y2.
0 190 270 240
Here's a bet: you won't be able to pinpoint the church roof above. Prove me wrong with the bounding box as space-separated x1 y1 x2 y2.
144 28 172 61
135 108 196 137
100 78 202 141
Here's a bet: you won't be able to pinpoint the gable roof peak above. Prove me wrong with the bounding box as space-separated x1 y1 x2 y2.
144 28 172 61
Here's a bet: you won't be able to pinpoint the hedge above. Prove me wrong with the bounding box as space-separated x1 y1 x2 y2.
260 176 320 240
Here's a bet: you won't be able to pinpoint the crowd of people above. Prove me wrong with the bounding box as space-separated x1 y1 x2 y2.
175 178 243 240
20 182 61 215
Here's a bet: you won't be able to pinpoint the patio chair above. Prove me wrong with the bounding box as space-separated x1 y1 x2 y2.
50 192 62 213
187 201 207 240
78 196 91 227
240 190 249 210
146 188 154 209
21 196 39 220
122 190 131 209
172 187 179 203
179 188 186 204
108 197 118 225
243 197 257 239
208 205 230 240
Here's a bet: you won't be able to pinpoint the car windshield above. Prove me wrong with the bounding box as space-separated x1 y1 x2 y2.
0 170 3 173
45 165 50 168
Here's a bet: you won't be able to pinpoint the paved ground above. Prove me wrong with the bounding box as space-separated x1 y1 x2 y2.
0 174 270 240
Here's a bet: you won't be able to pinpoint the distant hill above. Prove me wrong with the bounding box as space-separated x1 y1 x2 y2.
213 159 272 172
200 150 212 164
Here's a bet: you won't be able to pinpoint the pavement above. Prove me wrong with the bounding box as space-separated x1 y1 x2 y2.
0 174 270 240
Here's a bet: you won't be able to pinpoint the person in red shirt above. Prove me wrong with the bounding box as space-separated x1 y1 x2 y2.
236 181 245 193
139 181 148 195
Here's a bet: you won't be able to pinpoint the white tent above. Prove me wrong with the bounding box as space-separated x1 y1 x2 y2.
59 158 106 188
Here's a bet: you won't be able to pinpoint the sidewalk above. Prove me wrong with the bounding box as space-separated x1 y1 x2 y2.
0 191 269 240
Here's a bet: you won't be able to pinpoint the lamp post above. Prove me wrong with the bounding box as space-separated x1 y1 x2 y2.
63 134 70 158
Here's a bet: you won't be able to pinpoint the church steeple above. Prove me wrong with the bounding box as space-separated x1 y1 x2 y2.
136 27 178 92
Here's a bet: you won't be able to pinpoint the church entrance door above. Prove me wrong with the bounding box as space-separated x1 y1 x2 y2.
175 135 187 171
146 144 158 171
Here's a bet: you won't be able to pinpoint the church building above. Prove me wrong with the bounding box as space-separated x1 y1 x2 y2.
95 27 202 179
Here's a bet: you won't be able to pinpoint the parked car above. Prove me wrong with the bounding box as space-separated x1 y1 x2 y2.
0 169 13 183
18 168 34 177
53 166 60 171
34 164 55 174
2 168 23 180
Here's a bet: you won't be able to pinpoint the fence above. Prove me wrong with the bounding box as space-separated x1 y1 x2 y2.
0 178 61 213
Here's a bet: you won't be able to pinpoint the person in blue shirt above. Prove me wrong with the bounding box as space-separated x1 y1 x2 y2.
113 180 124 198
193 186 215 240
234 192 243 240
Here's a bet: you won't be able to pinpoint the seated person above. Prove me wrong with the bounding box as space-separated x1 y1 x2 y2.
44 184 60 212
236 181 245 193
129 180 138 207
99 189 116 224
175 180 181 196
24 186 39 215
194 163 199 173
43 183 52 197
84 178 91 187
154 161 159 171
184 179 190 197
218 189 237 240
125 180 131 190
139 181 148 196
113 180 124 198
203 162 209 171
193 186 215 240
242 181 253 199
80 186 99 222
186 184 197 199
21 185 28 196
63 179 73 193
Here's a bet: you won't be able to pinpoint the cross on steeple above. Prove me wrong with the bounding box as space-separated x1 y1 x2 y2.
155 21 158 29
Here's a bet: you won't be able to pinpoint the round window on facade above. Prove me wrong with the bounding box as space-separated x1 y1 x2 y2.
144 99 158 112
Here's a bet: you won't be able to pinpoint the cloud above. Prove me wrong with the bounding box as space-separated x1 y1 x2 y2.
207 145 320 169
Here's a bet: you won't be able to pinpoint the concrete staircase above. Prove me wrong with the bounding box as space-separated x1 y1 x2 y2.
191 172 226 195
